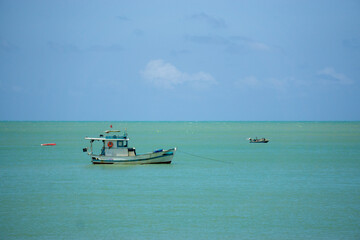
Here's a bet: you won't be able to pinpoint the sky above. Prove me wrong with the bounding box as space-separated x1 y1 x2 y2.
0 0 359 121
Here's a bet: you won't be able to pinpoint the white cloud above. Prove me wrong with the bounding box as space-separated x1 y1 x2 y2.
235 70 354 94
317 68 353 85
141 59 216 89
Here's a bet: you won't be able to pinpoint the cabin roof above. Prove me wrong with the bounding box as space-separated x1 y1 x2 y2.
105 130 121 133
85 129 129 141
85 137 130 141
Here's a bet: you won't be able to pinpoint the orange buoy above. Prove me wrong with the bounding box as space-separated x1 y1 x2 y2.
107 142 113 148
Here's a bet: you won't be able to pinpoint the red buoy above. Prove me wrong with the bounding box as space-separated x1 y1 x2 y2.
41 143 56 146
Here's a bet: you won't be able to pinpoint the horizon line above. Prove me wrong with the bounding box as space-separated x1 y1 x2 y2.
1 120 359 122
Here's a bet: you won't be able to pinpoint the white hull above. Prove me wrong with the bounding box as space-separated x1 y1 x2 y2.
91 148 176 164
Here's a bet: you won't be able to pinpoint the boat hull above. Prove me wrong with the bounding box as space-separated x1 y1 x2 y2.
90 148 176 164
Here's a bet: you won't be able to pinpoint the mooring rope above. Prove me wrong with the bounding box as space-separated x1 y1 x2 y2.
177 150 233 164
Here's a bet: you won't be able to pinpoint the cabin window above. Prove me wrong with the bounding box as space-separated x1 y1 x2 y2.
117 141 128 147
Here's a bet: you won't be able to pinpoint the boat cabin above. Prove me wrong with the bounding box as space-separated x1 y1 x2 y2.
84 130 136 157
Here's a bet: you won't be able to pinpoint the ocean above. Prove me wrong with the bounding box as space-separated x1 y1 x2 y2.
0 121 360 239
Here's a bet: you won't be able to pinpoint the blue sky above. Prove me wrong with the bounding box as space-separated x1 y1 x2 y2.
0 0 359 121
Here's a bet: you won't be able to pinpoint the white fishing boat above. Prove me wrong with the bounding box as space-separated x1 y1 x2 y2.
83 130 176 164
249 137 269 143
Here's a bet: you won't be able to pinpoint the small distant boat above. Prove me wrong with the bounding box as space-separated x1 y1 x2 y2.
41 143 56 146
249 137 269 143
83 129 176 164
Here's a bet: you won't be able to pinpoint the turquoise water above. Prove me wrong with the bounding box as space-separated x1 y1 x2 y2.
1 122 360 239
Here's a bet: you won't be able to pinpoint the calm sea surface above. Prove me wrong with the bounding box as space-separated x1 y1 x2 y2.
0 121 360 239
